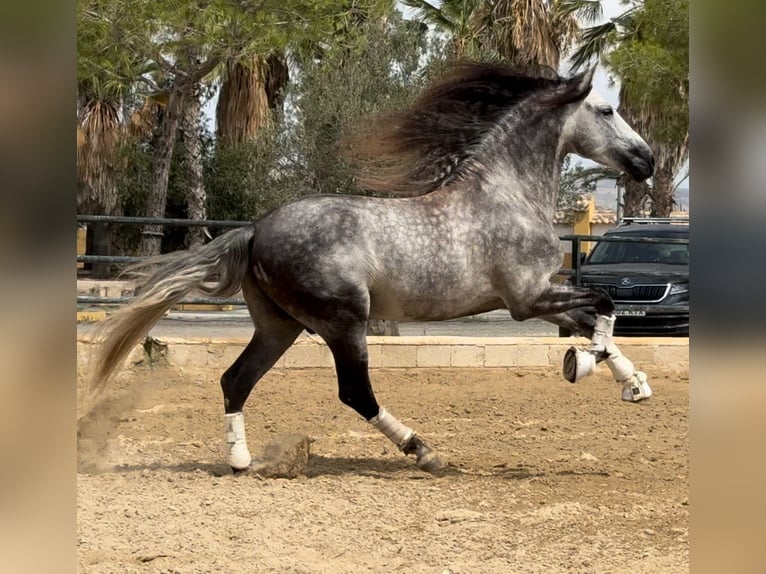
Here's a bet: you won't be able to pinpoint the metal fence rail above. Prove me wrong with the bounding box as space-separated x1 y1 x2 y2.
77 215 689 307
77 296 246 306
77 214 251 228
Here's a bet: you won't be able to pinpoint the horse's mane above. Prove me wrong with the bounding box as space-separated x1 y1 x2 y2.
346 61 576 196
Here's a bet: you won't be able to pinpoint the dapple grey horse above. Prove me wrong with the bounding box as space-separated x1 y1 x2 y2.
89 62 655 473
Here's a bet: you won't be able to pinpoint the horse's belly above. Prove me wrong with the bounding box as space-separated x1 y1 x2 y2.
368 286 504 322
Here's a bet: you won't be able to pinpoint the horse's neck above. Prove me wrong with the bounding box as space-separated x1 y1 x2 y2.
472 113 564 210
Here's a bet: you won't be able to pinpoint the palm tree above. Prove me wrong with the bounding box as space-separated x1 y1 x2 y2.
403 0 603 70
77 78 127 278
77 83 123 217
570 0 689 217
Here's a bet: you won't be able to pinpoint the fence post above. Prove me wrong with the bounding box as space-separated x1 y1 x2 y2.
572 236 582 287
77 225 87 270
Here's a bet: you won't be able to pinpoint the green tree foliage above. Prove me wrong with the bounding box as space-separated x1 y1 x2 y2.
78 0 385 254
204 9 432 222
204 128 293 223
603 0 688 145
287 10 430 196
79 0 369 88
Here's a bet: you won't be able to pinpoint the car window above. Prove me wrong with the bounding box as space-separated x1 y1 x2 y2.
587 237 688 265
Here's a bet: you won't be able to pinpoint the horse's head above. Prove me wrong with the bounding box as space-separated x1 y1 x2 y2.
558 68 655 182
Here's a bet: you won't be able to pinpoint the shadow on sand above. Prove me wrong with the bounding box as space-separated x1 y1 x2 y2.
82 455 578 482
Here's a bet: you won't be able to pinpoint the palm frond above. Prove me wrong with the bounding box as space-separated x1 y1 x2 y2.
569 21 617 70
215 54 283 146
76 124 87 163
556 0 603 24
77 97 124 213
576 165 621 184
477 0 560 71
401 0 457 31
128 93 164 139
612 6 640 30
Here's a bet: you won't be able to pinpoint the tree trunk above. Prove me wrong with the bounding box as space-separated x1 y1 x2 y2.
622 179 650 217
618 89 688 219
140 81 185 256
128 50 218 255
181 82 207 248
649 168 675 217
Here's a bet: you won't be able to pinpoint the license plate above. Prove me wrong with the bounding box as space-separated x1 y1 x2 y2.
615 310 646 317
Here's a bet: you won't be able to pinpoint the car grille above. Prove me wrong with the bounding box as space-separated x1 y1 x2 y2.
591 283 670 303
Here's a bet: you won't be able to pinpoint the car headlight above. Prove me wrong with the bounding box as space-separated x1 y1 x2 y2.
669 283 689 295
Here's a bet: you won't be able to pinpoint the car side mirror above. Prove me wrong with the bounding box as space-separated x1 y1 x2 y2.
579 252 587 265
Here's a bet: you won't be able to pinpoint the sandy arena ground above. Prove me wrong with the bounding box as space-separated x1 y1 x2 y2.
77 364 688 573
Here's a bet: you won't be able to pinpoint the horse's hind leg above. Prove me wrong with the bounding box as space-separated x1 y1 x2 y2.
222 277 304 470
321 321 447 473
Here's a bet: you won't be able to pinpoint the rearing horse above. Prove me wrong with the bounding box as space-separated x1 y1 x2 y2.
89 62 655 473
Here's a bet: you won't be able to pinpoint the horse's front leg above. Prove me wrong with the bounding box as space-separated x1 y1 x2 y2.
561 313 653 402
508 284 652 402
540 308 597 337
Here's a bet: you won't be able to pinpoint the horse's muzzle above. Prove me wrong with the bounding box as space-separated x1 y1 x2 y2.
624 146 655 181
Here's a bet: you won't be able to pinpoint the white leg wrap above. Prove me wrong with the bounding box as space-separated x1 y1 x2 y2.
369 407 415 450
604 341 634 382
605 340 652 402
589 314 615 353
563 317 653 401
225 412 252 469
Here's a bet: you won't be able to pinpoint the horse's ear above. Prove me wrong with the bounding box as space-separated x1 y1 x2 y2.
538 66 595 107
563 66 595 103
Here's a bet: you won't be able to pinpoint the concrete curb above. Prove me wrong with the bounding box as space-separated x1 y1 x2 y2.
77 334 689 374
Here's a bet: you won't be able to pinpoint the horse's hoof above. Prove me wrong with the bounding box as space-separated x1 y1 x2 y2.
563 346 596 383
417 451 448 473
621 372 652 402
231 465 250 475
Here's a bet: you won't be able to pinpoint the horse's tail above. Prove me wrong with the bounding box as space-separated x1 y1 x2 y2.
88 226 255 392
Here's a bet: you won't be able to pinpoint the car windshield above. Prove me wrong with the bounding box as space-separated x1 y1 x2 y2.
587 237 689 265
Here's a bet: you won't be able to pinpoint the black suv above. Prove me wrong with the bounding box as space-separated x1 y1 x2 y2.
562 218 689 337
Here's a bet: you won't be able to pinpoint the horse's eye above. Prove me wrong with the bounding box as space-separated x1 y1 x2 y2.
601 107 614 117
